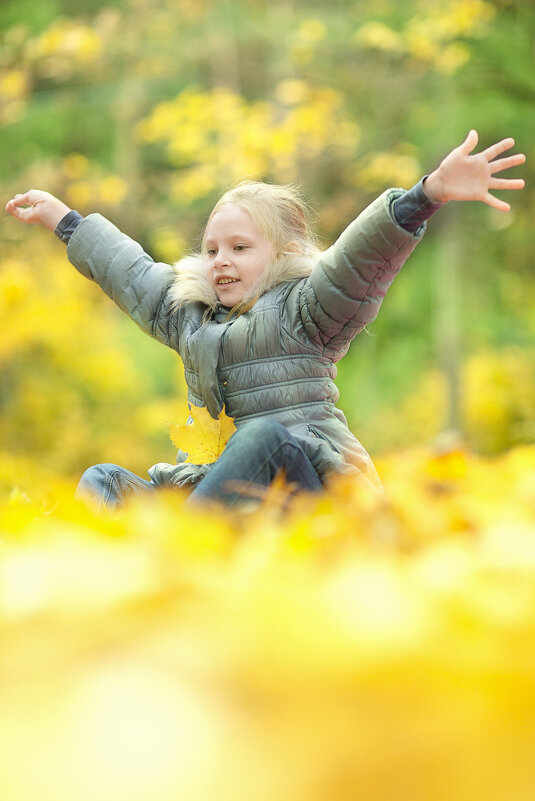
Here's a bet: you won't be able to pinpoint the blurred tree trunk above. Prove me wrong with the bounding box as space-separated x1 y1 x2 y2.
114 79 144 235
210 0 243 187
434 202 462 435
430 70 464 440
210 0 242 93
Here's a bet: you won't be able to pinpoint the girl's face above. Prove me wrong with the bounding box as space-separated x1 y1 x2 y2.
204 204 273 307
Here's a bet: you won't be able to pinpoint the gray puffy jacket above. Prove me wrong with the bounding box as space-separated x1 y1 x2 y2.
67 189 424 485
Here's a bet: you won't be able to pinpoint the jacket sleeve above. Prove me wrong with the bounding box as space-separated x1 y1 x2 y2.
66 213 177 345
297 188 426 356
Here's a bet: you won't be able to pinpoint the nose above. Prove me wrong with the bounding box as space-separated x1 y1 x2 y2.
214 250 231 269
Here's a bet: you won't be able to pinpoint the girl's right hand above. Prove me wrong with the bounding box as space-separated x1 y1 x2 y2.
5 189 72 231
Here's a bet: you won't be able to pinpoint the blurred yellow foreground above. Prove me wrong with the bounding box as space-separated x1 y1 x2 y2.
2 444 535 801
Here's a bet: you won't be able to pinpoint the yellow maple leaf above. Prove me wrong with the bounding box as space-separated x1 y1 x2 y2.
168 405 237 464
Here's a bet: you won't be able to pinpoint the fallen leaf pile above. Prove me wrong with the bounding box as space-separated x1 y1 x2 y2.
1 442 535 801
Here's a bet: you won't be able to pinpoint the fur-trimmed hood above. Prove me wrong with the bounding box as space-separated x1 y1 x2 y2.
169 250 320 312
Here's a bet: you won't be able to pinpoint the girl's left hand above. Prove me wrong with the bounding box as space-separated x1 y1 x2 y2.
423 130 526 212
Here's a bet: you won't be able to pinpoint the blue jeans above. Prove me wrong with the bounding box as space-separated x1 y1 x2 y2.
76 419 323 511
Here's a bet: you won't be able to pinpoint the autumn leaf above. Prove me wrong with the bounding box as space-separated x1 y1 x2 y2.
168 405 237 464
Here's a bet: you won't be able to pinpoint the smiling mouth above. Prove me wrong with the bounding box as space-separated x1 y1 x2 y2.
217 278 240 285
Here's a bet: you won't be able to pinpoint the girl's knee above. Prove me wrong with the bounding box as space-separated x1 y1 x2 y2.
78 463 118 486
234 418 288 444
75 463 122 507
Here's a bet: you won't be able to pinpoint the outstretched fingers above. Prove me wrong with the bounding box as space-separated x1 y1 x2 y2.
481 137 516 162
489 152 526 174
481 137 526 212
487 147 526 211
489 177 525 191
484 192 511 213
459 129 479 154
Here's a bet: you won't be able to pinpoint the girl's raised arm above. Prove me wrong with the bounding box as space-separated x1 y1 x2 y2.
296 130 525 356
5 189 178 348
5 189 72 230
423 130 526 212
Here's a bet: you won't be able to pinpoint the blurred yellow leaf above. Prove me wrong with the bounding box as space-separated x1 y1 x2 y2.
0 69 29 100
354 21 405 53
65 180 92 209
296 19 326 43
168 405 236 464
62 153 89 180
275 79 309 106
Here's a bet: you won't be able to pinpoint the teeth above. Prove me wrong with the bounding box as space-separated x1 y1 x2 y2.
218 278 239 284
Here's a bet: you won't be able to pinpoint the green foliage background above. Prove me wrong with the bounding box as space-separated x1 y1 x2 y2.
1 0 534 493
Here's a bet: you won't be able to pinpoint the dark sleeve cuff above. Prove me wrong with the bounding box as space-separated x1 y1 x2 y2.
54 210 84 244
391 176 445 233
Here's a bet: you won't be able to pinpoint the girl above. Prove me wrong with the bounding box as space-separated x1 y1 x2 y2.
5 130 526 510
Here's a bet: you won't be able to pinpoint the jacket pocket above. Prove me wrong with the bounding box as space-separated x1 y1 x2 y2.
307 424 341 454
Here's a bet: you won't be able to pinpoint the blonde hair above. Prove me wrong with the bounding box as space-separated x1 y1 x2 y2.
171 180 321 316
204 180 319 258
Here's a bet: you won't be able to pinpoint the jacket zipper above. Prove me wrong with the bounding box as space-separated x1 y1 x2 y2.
307 424 340 453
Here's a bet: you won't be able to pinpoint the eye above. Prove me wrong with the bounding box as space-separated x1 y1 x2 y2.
234 244 248 252
206 248 217 257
